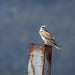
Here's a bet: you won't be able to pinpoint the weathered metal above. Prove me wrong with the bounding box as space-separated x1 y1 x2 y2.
27 43 52 75
44 45 52 75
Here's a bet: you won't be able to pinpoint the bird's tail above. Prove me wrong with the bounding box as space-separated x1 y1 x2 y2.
55 46 61 51
50 39 61 51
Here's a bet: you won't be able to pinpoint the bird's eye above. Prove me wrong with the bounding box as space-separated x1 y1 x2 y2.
42 27 45 28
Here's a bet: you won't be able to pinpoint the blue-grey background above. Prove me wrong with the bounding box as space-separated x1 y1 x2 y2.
0 0 75 75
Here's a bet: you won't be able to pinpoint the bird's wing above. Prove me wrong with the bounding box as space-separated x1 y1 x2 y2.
40 30 55 40
40 30 58 46
40 30 61 50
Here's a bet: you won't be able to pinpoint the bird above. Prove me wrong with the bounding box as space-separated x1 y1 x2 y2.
39 25 61 51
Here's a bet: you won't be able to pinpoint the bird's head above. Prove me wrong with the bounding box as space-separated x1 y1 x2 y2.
40 25 46 31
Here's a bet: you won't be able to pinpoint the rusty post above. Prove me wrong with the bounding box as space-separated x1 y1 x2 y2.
27 43 52 75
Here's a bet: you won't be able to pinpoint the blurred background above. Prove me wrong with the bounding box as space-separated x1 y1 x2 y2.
0 0 75 75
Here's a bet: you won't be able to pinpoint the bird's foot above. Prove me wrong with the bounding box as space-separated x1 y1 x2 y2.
45 43 49 46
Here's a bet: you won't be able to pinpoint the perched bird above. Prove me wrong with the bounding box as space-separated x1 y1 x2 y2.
39 25 61 51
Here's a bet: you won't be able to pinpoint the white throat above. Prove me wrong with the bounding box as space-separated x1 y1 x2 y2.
40 28 46 32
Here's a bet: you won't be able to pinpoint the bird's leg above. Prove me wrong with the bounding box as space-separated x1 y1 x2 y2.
45 44 48 45
45 42 49 46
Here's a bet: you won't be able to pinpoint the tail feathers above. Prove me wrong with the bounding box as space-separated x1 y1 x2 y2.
55 46 61 51
50 39 61 51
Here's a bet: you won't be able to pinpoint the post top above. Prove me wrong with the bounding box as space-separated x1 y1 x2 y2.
29 43 52 47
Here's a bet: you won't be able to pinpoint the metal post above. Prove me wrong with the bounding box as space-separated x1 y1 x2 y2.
27 43 52 75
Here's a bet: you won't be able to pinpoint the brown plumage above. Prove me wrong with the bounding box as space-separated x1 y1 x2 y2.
39 25 61 51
